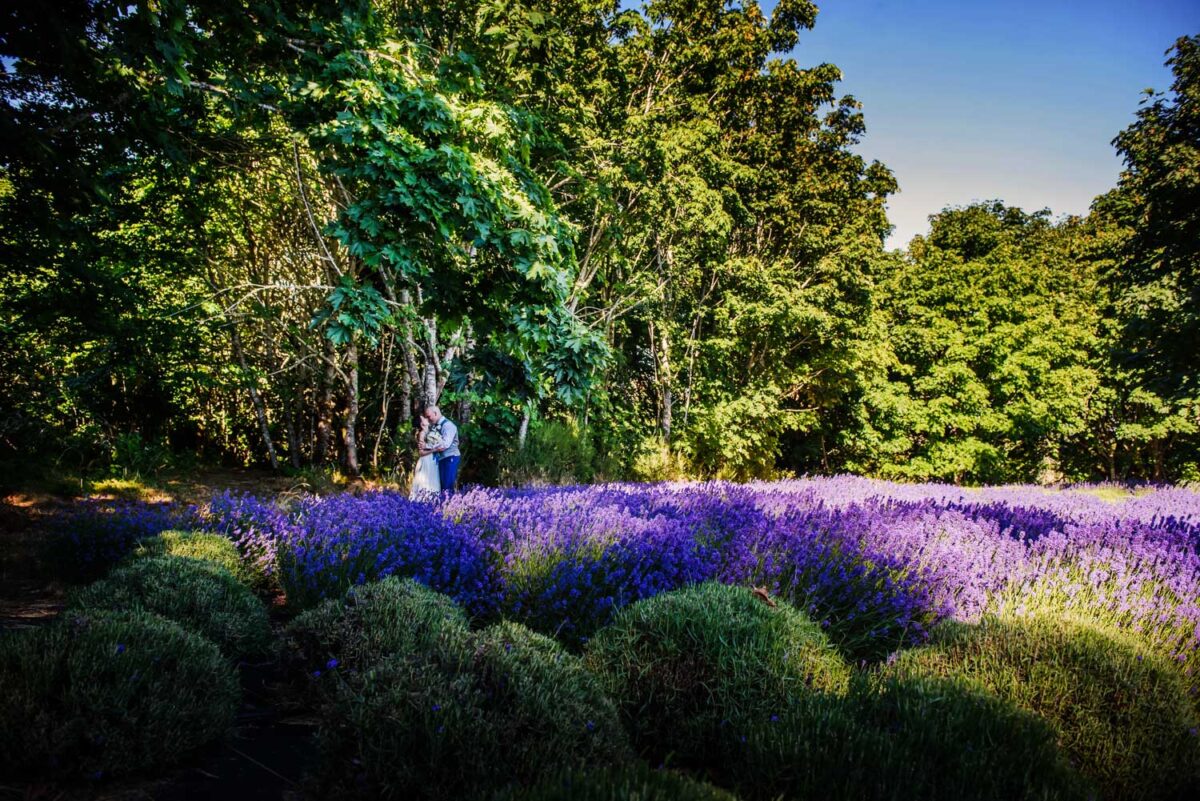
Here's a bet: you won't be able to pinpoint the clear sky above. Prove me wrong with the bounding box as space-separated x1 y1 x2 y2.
762 0 1198 248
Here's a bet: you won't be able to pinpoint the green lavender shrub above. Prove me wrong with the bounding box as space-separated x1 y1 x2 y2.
69 556 272 660
131 530 257 586
283 576 469 685
884 614 1200 801
314 620 630 799
715 674 1090 801
493 763 737 801
583 581 850 768
0 610 238 780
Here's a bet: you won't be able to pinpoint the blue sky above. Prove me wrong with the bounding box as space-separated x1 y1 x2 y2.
760 0 1198 247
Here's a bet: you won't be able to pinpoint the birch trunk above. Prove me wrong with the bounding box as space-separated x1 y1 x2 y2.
284 400 303 469
659 331 673 440
518 407 531 450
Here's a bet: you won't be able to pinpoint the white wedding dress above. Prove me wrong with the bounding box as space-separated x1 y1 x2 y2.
410 428 442 498
411 454 441 497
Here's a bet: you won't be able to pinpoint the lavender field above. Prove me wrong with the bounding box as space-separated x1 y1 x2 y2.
207 477 1200 679
8 477 1200 800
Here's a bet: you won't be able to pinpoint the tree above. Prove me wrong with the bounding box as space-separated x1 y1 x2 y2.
558 0 895 478
859 203 1104 484
1110 35 1200 403
0 0 607 477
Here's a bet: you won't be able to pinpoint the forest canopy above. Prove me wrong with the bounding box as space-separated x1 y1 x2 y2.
1 1 1196 485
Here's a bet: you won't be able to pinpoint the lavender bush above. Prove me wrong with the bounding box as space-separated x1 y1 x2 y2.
200 491 295 587
48 499 194 582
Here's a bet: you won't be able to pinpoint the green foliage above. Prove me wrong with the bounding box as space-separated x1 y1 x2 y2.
579 1 896 479
284 576 470 682
108 433 178 478
884 614 1200 801
493 763 737 801
680 390 804 480
1110 36 1200 404
292 12 607 403
315 619 631 800
628 436 697 482
0 609 238 780
498 417 615 485
131 529 257 587
0 1 1195 482
715 675 1089 801
584 582 850 768
854 202 1105 484
69 556 273 660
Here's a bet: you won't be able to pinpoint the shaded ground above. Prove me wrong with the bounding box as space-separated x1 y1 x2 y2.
0 492 70 629
0 656 320 801
0 466 369 625
0 468 329 801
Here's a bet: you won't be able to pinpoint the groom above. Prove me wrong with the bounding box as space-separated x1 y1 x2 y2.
423 405 460 493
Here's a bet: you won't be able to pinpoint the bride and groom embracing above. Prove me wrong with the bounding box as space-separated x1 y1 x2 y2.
410 405 461 498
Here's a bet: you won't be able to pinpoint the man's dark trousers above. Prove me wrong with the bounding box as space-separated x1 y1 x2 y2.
437 455 460 493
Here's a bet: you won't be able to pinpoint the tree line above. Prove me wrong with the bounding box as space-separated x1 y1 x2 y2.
0 1 1196 485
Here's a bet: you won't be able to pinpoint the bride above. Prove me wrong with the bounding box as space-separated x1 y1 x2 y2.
410 416 441 498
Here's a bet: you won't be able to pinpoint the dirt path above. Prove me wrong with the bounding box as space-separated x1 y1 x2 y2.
0 468 314 626
0 492 69 628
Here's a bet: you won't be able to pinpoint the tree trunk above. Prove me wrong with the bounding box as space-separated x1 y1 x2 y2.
230 325 279 471
518 406 531 450
372 332 394 469
344 339 360 476
422 317 439 408
399 290 424 416
284 398 303 469
459 397 471 427
314 337 336 464
398 369 412 428
422 316 452 407
423 357 438 408
658 331 673 439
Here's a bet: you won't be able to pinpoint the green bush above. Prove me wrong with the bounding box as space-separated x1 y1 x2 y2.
493 763 737 801
315 620 631 800
715 675 1090 801
885 614 1200 801
132 529 257 586
499 418 614 486
284 576 469 682
0 609 239 780
583 581 850 768
630 435 695 482
69 556 272 660
109 432 175 477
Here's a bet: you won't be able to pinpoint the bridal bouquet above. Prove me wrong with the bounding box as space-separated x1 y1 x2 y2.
424 427 443 450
